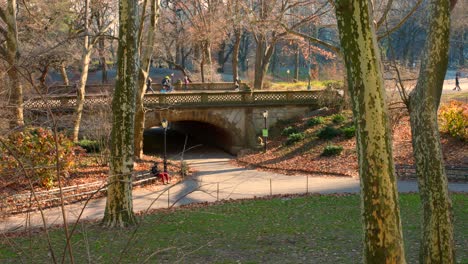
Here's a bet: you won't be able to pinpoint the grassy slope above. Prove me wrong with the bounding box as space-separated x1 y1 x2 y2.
1 194 466 263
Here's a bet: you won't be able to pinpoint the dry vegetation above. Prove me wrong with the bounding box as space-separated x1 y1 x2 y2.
237 108 467 179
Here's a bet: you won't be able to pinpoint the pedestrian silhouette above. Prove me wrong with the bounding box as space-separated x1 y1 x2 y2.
453 71 461 91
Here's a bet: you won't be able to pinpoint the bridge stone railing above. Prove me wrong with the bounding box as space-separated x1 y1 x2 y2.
24 90 325 110
44 82 249 95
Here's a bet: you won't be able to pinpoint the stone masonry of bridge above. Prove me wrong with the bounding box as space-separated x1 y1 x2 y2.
146 106 311 154
24 89 339 154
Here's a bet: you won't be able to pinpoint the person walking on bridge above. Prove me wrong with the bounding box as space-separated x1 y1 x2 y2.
146 77 155 93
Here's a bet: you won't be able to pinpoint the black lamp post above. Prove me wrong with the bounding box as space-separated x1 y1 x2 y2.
262 110 268 152
161 119 168 173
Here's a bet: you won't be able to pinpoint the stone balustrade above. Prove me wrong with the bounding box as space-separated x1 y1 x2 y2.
24 90 324 109
43 82 250 95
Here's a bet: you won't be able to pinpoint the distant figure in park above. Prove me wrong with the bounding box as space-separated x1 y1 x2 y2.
151 162 170 185
73 81 79 95
234 78 240 91
183 75 190 90
146 77 155 93
453 71 461 91
161 75 172 92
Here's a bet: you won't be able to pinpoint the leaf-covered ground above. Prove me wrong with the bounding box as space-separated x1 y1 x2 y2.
0 155 188 201
237 110 467 179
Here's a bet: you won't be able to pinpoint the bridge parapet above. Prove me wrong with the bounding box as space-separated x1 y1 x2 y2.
43 82 250 95
25 90 326 109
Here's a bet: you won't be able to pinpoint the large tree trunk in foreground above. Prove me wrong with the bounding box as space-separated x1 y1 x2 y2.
335 0 406 263
102 0 138 227
408 0 454 262
134 0 159 159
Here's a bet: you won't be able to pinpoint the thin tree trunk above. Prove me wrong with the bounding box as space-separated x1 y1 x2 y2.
59 62 70 86
254 36 265 89
232 29 241 82
408 0 454 262
200 50 205 83
218 41 225 73
102 0 139 228
73 50 92 142
458 30 465 66
294 44 299 82
335 0 406 262
7 67 23 128
134 0 159 159
73 0 91 143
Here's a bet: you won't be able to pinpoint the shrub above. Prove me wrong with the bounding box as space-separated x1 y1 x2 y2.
317 86 344 109
281 126 298 136
317 126 342 140
342 125 356 139
77 139 101 153
180 161 189 177
307 117 325 127
286 132 305 145
322 80 344 89
439 101 468 141
0 127 79 188
322 145 344 156
332 114 345 124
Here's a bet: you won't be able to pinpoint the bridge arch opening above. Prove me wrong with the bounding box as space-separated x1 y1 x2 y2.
143 120 234 156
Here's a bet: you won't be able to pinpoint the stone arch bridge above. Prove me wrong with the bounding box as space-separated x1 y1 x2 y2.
25 90 338 154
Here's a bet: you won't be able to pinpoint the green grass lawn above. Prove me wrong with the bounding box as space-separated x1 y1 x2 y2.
1 194 466 263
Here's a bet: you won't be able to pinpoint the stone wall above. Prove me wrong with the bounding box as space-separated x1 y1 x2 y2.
145 105 312 154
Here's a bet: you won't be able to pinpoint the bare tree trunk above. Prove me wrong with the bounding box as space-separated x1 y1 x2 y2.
73 0 91 143
134 0 159 159
73 50 92 142
232 29 241 82
254 36 265 89
335 0 406 262
59 62 70 86
99 37 108 84
408 0 455 262
200 51 205 83
218 41 226 73
294 44 299 82
206 42 213 82
458 29 465 66
102 0 139 228
1 0 23 128
7 67 23 128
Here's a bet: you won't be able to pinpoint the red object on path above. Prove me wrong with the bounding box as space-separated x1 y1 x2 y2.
158 172 170 184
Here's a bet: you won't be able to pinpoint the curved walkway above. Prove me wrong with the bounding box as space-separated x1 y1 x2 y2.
1 150 467 233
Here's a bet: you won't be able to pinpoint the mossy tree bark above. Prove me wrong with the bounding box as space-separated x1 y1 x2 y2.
334 0 406 263
102 0 139 227
134 0 160 159
408 0 455 262
0 0 23 128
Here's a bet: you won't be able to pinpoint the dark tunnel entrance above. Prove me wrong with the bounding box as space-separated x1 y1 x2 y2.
143 121 234 157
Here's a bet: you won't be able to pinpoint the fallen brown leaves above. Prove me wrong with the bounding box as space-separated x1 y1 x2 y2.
237 115 467 179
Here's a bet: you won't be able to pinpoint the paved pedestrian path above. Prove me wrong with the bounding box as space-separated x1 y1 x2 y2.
1 150 467 233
